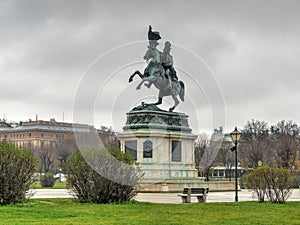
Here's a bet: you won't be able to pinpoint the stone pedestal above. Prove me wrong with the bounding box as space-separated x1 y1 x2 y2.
119 106 207 192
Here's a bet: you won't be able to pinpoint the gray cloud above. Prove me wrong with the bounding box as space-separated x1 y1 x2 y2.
1 0 300 132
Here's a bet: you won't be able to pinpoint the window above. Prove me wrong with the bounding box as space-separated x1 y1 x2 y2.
171 140 181 162
143 140 153 158
125 140 137 160
219 170 225 177
41 133 44 138
29 133 31 137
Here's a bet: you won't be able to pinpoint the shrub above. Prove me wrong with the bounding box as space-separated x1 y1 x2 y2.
246 166 292 203
0 141 38 205
291 173 300 188
65 148 141 204
40 173 56 187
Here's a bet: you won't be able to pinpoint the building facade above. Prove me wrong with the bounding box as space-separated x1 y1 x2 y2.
0 119 12 130
0 119 95 151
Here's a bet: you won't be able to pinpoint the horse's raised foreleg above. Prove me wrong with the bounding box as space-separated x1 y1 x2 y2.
169 94 180 112
136 75 157 90
136 80 144 90
129 70 143 83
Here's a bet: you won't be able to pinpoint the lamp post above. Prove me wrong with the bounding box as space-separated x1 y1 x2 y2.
230 127 241 202
258 160 262 167
59 168 62 182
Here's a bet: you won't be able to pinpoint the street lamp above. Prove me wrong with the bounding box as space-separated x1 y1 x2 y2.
258 160 262 167
59 168 62 182
230 127 242 202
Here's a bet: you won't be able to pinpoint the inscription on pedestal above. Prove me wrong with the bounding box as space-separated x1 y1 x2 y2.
143 140 153 158
171 140 181 162
125 140 137 160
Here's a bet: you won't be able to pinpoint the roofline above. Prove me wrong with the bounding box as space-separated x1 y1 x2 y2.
0 128 77 133
21 120 92 128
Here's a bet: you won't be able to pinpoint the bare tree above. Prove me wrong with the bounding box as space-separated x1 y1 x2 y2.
56 137 79 171
36 136 80 174
98 126 119 149
270 120 300 171
39 145 54 174
194 132 210 168
198 128 224 181
213 134 235 180
239 119 271 167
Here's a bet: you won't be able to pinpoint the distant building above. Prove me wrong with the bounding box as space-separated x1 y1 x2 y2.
0 119 12 130
200 165 248 181
0 119 95 150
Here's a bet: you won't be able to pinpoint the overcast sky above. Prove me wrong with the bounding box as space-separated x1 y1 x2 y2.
1 0 300 134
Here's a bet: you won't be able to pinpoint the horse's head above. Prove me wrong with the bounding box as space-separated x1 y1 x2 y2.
144 45 160 63
143 46 154 61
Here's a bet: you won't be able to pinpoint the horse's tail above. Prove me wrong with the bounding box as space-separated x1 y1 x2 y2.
179 81 185 102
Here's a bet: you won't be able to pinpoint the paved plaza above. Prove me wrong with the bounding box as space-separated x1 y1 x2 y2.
31 189 300 203
136 190 300 203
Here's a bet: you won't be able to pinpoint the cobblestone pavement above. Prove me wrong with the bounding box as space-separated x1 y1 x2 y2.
31 189 300 204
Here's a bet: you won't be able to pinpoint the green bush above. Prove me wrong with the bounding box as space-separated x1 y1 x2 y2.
65 148 141 204
40 173 56 187
246 166 292 203
0 141 38 205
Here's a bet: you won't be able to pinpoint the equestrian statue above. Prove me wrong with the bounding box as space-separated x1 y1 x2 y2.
129 25 185 112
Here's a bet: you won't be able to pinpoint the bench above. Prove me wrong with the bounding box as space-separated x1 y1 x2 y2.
178 188 209 203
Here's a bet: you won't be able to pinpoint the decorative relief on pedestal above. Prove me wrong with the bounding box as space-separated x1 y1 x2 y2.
123 106 192 133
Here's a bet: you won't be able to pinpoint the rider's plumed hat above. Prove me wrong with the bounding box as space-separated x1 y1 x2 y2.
148 25 161 41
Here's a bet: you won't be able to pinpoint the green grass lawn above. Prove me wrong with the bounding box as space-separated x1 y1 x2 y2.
0 199 299 225
30 182 66 189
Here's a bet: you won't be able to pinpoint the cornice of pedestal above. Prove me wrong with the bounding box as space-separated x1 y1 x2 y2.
119 128 197 140
123 109 194 134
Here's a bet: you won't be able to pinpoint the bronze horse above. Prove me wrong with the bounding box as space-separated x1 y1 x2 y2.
129 45 185 112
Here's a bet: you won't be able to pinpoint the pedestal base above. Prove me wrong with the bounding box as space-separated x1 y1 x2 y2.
119 108 205 192
138 177 207 192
